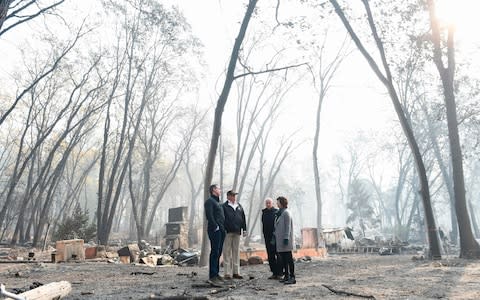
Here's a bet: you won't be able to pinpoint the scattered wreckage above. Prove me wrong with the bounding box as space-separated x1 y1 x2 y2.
0 239 200 299
319 227 425 255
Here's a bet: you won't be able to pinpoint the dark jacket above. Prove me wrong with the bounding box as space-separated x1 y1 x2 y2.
222 201 246 235
262 207 278 240
205 195 225 232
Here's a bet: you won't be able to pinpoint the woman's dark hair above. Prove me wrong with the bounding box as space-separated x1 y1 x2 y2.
277 196 288 208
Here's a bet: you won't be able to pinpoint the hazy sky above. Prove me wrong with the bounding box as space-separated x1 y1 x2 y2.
2 0 480 229
172 0 395 152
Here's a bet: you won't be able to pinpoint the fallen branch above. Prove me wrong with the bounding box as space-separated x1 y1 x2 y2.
191 284 212 289
131 271 156 276
322 284 376 299
176 271 197 278
192 280 235 289
0 260 53 264
208 275 257 296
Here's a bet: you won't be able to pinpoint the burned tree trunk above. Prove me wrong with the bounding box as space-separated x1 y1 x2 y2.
427 0 480 258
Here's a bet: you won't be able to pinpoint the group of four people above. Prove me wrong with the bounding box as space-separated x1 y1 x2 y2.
204 184 296 285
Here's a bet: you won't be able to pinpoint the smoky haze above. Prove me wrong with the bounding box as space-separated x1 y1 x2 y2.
0 0 479 260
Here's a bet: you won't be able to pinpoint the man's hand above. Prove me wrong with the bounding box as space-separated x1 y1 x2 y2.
214 226 219 232
283 239 289 245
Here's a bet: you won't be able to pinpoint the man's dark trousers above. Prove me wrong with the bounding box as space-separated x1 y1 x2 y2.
208 228 225 279
265 236 281 275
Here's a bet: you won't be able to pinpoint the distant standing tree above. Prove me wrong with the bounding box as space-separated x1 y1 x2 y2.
232 64 298 206
184 145 206 246
420 98 459 243
346 179 377 237
310 34 350 232
245 133 298 246
128 104 204 242
52 204 96 242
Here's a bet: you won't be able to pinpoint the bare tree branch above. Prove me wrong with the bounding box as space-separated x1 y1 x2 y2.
233 62 307 80
274 0 281 28
0 21 89 126
5 0 35 21
0 0 65 37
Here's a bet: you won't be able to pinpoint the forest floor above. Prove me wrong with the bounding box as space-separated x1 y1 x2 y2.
1 250 480 300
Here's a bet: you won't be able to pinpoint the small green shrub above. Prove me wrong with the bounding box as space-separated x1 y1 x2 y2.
53 205 96 242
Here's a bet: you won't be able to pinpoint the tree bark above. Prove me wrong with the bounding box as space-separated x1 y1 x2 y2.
421 101 459 244
0 0 12 31
200 0 258 266
313 91 323 231
468 200 480 239
427 0 480 258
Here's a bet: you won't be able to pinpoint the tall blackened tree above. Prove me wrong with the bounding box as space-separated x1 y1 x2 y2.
200 0 258 266
426 0 480 258
329 0 441 258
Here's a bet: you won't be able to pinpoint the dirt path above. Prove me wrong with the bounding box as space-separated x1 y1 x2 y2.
1 254 480 299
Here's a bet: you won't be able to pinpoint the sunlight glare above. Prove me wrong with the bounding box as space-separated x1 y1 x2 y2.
435 0 459 26
435 0 480 43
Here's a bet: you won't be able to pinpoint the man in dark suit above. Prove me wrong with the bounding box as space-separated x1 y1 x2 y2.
204 184 226 284
261 197 282 279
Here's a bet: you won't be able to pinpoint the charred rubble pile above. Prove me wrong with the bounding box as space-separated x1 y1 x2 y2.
120 240 199 266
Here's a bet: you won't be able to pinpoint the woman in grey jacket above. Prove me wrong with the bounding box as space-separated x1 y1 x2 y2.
274 196 296 284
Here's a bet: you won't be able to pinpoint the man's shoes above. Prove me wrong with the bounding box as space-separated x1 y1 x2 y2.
223 275 232 280
207 276 225 285
232 274 244 279
284 276 296 285
268 274 283 280
279 276 287 283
